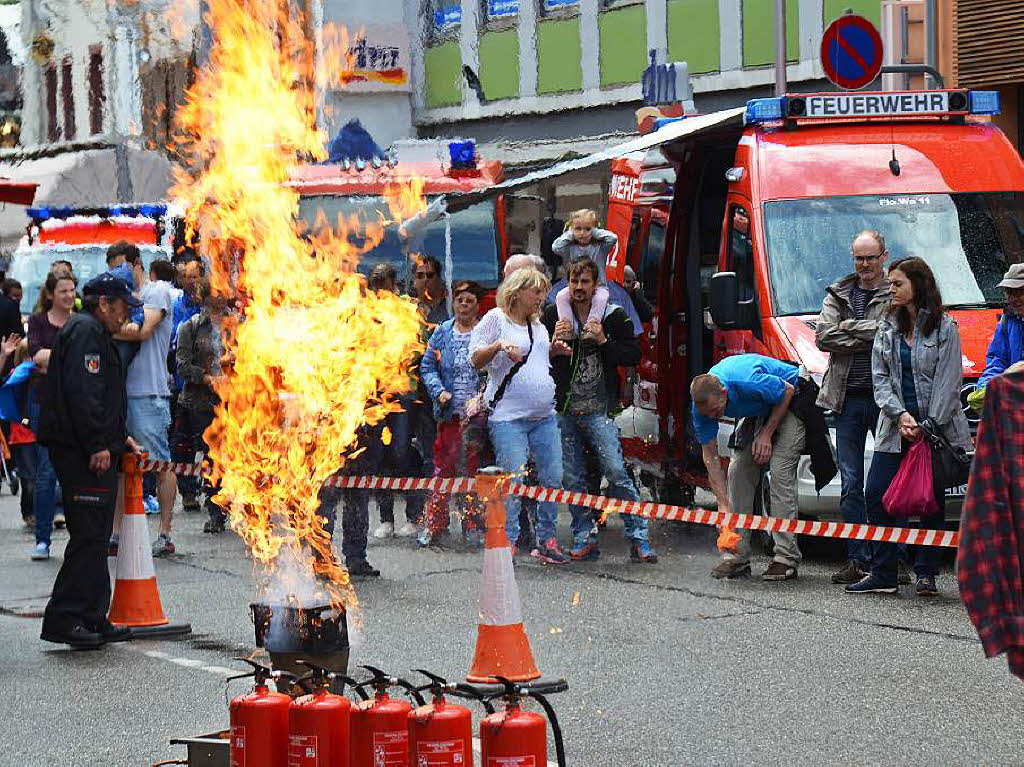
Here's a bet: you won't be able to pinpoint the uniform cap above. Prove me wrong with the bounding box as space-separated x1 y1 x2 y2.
83 273 143 307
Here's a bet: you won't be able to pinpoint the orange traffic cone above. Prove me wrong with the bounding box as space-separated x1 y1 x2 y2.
467 468 540 683
108 453 191 638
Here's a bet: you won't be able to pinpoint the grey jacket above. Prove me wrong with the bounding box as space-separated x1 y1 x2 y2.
871 310 972 453
815 273 890 412
175 311 220 412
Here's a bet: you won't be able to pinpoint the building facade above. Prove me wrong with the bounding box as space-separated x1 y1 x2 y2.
948 0 1024 152
19 0 198 149
410 0 891 144
318 0 417 148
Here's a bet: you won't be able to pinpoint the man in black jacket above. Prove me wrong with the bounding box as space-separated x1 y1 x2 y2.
542 259 657 564
38 273 141 649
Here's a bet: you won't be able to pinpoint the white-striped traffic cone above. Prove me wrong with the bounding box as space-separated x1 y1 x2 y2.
107 453 191 638
467 468 540 683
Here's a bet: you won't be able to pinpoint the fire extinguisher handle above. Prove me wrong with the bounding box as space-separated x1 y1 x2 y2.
453 683 496 715
395 678 427 707
413 669 452 690
526 692 567 767
229 657 273 684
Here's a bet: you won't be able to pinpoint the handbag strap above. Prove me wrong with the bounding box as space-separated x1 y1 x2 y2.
488 321 534 410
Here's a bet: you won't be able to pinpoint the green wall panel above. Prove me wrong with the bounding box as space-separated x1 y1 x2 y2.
479 30 520 100
598 5 648 87
424 42 462 108
537 18 583 93
824 0 881 29
667 0 720 74
742 0 799 66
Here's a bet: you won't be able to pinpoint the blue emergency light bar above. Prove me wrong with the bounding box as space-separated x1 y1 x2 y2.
448 140 477 171
745 90 1001 125
653 115 687 131
28 203 169 222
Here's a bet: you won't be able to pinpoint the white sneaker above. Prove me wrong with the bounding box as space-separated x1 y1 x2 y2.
373 522 394 539
53 512 66 529
31 542 50 561
395 522 419 538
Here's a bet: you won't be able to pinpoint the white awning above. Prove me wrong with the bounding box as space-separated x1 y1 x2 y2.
475 131 636 170
446 107 745 212
0 146 173 254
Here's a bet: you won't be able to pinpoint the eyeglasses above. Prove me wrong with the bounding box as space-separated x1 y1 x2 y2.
415 271 436 279
853 252 885 264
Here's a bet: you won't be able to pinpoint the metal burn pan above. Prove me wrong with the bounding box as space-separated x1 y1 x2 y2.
169 731 229 767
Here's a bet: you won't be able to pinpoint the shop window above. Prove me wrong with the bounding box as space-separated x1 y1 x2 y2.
61 57 75 141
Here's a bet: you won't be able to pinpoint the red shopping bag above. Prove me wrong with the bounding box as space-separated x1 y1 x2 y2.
883 439 941 518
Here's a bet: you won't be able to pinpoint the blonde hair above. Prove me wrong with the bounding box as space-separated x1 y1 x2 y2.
568 208 598 227
690 374 725 407
496 268 550 320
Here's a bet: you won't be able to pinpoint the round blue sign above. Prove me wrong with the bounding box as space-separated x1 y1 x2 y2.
820 15 884 90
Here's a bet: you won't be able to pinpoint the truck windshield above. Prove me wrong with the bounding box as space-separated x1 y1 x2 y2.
764 193 1024 315
296 195 501 288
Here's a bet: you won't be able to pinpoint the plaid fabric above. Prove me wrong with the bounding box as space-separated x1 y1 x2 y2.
957 370 1024 679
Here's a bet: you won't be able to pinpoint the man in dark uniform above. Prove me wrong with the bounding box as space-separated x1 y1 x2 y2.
38 274 141 649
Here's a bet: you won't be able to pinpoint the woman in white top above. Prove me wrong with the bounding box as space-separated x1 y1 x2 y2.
470 268 569 564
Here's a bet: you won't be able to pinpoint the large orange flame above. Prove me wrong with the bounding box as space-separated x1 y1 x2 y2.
170 0 425 613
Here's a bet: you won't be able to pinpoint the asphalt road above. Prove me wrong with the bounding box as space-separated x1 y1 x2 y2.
0 489 1020 766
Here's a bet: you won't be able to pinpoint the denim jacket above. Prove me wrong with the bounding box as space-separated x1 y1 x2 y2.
871 310 972 453
419 319 482 423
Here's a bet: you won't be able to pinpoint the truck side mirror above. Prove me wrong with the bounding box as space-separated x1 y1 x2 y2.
709 271 739 328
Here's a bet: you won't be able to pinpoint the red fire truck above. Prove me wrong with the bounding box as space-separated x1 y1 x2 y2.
601 89 1024 515
290 140 510 295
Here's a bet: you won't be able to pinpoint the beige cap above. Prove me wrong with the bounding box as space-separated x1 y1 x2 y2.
997 263 1024 290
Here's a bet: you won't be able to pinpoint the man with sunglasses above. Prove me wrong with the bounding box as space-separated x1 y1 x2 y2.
815 230 891 585
412 256 450 331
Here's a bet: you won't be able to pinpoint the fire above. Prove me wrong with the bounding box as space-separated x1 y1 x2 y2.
169 0 425 612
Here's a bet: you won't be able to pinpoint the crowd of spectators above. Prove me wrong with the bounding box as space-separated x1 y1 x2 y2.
8 215 1023 599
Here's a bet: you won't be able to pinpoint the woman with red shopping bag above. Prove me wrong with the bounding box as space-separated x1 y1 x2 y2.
846 258 972 598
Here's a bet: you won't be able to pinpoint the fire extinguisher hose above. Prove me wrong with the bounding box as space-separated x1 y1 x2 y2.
527 691 567 767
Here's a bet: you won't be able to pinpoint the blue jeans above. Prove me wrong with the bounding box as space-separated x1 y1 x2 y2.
489 415 563 545
29 394 59 546
834 393 876 565
559 413 648 547
865 449 945 582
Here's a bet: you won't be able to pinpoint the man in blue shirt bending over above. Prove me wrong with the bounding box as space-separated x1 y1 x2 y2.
691 353 804 582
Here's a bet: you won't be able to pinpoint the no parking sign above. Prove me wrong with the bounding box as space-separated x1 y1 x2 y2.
820 14 884 90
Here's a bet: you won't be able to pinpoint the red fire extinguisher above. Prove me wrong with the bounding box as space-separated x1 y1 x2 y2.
350 665 424 767
478 677 568 767
288 661 359 767
227 658 295 767
407 670 475 767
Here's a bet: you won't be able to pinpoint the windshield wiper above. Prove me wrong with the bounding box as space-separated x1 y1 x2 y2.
944 302 1002 310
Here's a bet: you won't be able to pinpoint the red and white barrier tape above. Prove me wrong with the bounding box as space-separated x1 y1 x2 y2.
135 460 959 548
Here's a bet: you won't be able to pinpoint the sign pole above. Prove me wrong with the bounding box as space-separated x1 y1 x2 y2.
774 0 787 95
